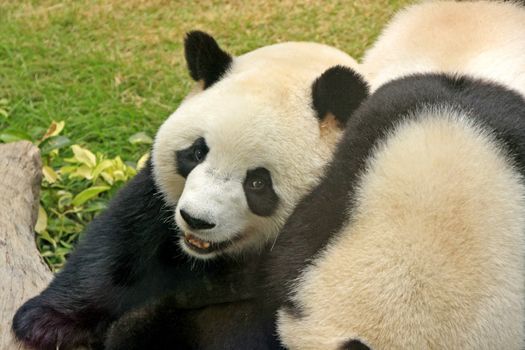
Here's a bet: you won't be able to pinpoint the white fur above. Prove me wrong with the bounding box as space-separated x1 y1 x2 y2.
152 42 359 258
361 1 525 95
278 108 525 349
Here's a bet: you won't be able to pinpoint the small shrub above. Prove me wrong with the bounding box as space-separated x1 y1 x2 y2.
2 120 149 271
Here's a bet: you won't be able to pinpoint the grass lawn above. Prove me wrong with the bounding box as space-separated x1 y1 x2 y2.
0 0 411 161
0 0 412 268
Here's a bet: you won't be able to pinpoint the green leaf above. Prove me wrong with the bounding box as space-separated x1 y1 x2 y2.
41 120 65 142
83 201 107 213
113 170 125 182
0 129 32 143
72 186 110 206
35 205 48 233
42 165 60 183
40 135 71 155
128 131 153 144
137 152 150 170
37 230 56 247
71 144 97 168
70 165 94 180
40 250 57 257
57 191 73 210
125 165 137 178
100 171 114 185
59 240 73 249
59 165 78 174
92 159 113 181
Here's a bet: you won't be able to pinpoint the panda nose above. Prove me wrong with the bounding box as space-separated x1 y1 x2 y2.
180 209 216 230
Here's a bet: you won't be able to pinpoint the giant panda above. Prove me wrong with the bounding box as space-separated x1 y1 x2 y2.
12 31 368 350
262 1 525 349
264 72 525 350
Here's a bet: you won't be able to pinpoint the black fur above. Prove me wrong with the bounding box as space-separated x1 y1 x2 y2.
312 65 369 125
262 73 525 318
176 137 209 178
12 160 278 349
105 297 281 350
184 31 233 88
341 340 371 350
243 167 279 217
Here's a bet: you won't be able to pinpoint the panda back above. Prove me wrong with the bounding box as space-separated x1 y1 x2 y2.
273 74 525 350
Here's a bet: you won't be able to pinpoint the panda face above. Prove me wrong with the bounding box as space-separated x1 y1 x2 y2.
152 33 367 259
153 86 329 259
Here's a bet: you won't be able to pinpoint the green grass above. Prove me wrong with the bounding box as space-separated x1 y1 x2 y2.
0 0 411 161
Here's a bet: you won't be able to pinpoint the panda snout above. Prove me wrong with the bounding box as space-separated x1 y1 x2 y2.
179 209 216 230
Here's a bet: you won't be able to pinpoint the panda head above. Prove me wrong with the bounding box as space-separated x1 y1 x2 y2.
153 31 368 259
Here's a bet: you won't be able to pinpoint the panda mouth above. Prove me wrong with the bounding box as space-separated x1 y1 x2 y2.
182 233 236 254
184 233 211 251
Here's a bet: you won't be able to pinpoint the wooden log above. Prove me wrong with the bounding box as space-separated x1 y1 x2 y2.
0 141 52 350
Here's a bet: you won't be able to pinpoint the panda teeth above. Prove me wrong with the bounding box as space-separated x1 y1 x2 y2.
185 233 211 249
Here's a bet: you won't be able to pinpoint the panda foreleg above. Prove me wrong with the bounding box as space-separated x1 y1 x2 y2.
12 163 172 349
105 296 283 350
11 226 129 349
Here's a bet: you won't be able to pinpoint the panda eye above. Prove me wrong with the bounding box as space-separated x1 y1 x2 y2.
248 179 265 191
176 137 208 178
244 167 272 194
193 147 205 162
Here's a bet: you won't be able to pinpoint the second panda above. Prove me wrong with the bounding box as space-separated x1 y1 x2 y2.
263 1 525 349
265 71 525 350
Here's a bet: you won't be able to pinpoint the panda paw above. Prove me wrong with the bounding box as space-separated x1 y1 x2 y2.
12 297 94 350
105 308 160 350
105 305 190 350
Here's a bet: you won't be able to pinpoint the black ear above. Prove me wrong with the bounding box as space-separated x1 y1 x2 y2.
312 65 369 126
184 31 233 89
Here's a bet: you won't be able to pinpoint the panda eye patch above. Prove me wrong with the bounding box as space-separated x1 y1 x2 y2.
175 137 209 178
243 167 279 216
